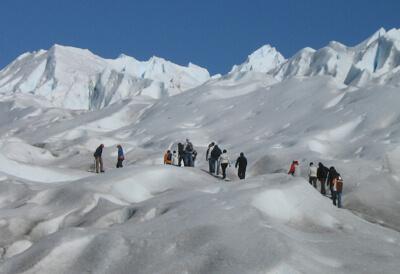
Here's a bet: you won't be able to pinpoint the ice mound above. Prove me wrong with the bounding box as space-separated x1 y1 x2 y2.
252 179 339 229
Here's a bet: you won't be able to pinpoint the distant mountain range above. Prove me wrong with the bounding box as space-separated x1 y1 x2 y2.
0 28 399 109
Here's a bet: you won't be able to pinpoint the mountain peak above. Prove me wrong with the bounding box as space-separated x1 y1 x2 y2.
355 28 386 49
230 44 286 74
249 44 283 58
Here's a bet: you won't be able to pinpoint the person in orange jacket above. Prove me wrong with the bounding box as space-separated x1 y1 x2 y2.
164 150 172 165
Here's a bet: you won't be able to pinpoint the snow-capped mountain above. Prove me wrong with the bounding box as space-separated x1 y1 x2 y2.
230 44 286 74
233 28 400 87
0 45 210 109
1 28 399 111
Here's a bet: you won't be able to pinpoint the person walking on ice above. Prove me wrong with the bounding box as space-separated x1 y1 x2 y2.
184 139 194 167
210 144 222 175
172 150 179 166
308 162 317 188
288 160 299 176
327 166 338 197
116 144 124 168
93 144 105 173
332 173 344 208
164 150 172 165
219 149 231 180
235 152 247 180
177 142 184 166
317 162 329 195
206 142 215 173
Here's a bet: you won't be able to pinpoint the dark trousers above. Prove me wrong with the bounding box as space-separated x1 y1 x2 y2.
332 191 342 208
238 168 246 179
221 163 228 179
319 178 326 195
309 177 317 188
116 159 123 168
183 153 193 167
329 183 334 197
209 158 216 173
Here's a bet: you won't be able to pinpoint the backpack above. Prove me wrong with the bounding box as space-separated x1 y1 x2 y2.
336 176 343 192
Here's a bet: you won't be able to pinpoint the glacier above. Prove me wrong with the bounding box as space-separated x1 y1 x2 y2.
0 28 400 273
0 45 210 110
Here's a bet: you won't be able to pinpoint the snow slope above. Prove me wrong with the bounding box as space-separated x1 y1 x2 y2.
0 45 210 109
1 168 399 274
0 28 400 273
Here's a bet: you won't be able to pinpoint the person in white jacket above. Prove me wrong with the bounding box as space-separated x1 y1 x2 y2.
172 151 179 166
219 149 230 179
308 162 318 188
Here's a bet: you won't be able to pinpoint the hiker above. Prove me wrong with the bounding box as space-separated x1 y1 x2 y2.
317 162 329 195
93 144 105 173
192 150 198 167
210 144 222 175
219 149 230 179
164 150 172 165
206 142 215 173
184 139 194 167
288 160 299 176
308 162 317 188
116 144 124 168
327 166 338 196
235 152 247 180
177 143 184 166
332 173 344 208
172 150 179 166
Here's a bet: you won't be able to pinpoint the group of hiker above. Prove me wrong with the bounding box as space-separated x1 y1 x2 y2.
205 142 247 180
313 162 344 208
93 142 344 208
288 160 344 208
163 139 197 167
163 141 248 180
93 143 125 173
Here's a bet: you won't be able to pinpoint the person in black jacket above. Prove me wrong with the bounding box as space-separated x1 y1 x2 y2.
94 144 105 173
235 152 247 180
177 143 184 167
210 145 222 175
317 162 329 195
327 166 338 197
206 142 215 173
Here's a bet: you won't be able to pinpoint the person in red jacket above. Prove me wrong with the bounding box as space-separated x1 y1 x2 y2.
288 160 299 176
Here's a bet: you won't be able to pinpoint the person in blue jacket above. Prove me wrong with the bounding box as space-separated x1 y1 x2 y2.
116 144 124 168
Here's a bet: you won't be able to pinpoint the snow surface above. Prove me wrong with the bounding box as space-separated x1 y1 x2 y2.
0 28 400 273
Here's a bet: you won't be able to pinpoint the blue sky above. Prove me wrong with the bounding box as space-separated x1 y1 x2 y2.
0 0 399 74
